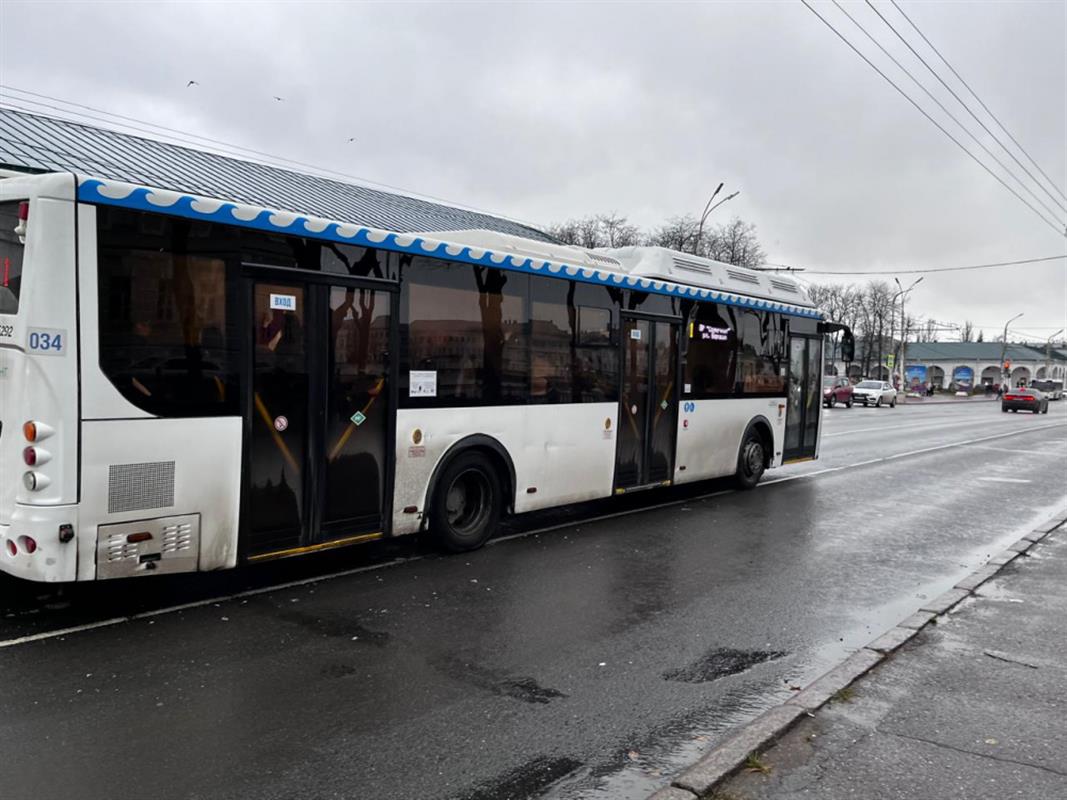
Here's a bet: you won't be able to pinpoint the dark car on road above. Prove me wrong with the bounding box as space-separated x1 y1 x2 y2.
1002 387 1049 414
823 376 854 408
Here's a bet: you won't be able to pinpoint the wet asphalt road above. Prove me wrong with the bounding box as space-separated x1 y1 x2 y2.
1 399 1066 800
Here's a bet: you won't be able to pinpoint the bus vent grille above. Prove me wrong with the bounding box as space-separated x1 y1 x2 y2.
108 461 176 514
161 521 194 554
726 269 761 285
769 279 799 293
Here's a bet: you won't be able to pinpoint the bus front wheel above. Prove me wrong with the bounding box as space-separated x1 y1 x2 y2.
430 452 503 552
734 429 767 490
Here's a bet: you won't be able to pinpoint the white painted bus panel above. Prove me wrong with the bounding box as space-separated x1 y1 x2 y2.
674 397 787 484
78 418 241 580
392 403 618 536
2 503 79 582
9 196 81 509
76 204 154 420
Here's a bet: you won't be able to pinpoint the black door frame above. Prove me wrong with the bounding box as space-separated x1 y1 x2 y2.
783 334 821 462
238 265 399 560
614 312 681 492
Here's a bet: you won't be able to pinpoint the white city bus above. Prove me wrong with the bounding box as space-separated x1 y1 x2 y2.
0 170 827 582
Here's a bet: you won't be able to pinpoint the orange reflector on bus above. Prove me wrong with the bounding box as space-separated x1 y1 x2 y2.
126 532 153 544
23 421 37 442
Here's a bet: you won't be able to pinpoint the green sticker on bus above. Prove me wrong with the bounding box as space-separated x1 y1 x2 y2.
351 411 366 426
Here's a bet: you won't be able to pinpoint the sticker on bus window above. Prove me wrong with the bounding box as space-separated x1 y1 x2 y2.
26 328 67 356
409 370 437 398
270 293 297 311
630 328 642 341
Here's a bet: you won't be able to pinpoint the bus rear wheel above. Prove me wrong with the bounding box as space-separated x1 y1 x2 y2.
734 429 767 490
430 452 503 552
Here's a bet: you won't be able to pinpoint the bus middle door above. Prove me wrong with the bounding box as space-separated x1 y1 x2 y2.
615 316 679 493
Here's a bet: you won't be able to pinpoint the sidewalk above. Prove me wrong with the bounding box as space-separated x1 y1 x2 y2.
704 524 1067 799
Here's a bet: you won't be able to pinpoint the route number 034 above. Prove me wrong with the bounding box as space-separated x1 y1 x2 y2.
27 328 67 356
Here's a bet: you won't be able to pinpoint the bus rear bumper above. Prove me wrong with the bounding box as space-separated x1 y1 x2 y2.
0 504 79 582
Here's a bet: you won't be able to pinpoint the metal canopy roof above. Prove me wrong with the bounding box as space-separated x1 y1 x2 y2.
0 106 552 241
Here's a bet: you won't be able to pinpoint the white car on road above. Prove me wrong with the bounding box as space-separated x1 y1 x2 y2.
853 380 897 407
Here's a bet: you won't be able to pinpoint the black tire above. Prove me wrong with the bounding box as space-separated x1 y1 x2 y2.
875 396 882 408
734 428 767 490
890 396 897 408
845 397 853 408
429 452 503 552
1042 404 1048 414
1001 407 1008 413
1011 408 1018 413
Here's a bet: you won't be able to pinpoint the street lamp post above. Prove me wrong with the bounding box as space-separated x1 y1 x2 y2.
694 183 740 255
1046 328 1064 381
893 277 923 401
999 312 1024 389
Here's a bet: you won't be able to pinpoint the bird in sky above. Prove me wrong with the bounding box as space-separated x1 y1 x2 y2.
273 96 285 102
347 137 356 143
186 80 198 88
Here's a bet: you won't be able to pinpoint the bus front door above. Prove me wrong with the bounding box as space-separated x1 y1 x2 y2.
246 278 394 560
783 335 821 462
615 317 679 492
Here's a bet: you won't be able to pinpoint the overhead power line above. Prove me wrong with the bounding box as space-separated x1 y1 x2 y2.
889 0 1067 204
866 0 1066 216
831 1 1065 224
799 0 1066 239
778 254 1065 275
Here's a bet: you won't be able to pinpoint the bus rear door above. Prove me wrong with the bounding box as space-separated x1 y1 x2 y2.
244 273 396 561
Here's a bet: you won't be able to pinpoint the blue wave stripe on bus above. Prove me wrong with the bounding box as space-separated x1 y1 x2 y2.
78 178 821 319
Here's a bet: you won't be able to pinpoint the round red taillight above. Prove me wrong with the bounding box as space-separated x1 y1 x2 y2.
23 421 37 442
23 447 37 466
5 540 16 557
22 537 37 555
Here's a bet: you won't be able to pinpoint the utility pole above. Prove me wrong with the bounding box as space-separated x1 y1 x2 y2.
999 312 1023 388
893 277 922 400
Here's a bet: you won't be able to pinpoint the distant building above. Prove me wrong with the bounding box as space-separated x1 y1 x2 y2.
830 341 1066 389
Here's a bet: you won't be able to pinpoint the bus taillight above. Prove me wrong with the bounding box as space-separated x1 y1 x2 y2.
20 537 37 555
23 421 54 442
23 447 36 466
22 472 50 491
14 201 28 242
5 540 16 557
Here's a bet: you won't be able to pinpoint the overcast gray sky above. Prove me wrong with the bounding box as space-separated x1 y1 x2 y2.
2 0 1064 340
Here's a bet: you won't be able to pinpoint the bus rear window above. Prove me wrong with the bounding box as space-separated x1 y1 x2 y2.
0 201 25 314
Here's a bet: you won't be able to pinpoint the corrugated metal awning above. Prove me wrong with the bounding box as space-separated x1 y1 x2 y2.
0 106 552 241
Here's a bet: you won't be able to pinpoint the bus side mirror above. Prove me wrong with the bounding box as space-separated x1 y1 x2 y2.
841 331 855 363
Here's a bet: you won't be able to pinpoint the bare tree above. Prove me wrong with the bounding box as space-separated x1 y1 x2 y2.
597 213 641 247
960 320 975 342
705 217 765 267
647 215 701 253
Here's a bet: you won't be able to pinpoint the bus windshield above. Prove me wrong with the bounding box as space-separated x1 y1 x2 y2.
0 201 25 314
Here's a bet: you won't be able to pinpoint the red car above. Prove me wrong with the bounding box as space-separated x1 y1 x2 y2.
1002 388 1049 414
823 376 854 408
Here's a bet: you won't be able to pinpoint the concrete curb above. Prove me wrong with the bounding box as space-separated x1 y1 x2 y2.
646 509 1067 800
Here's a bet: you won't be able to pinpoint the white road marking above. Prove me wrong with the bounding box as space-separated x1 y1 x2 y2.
977 477 1033 484
823 418 996 438
1 420 1064 651
971 445 1067 457
763 422 1065 485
